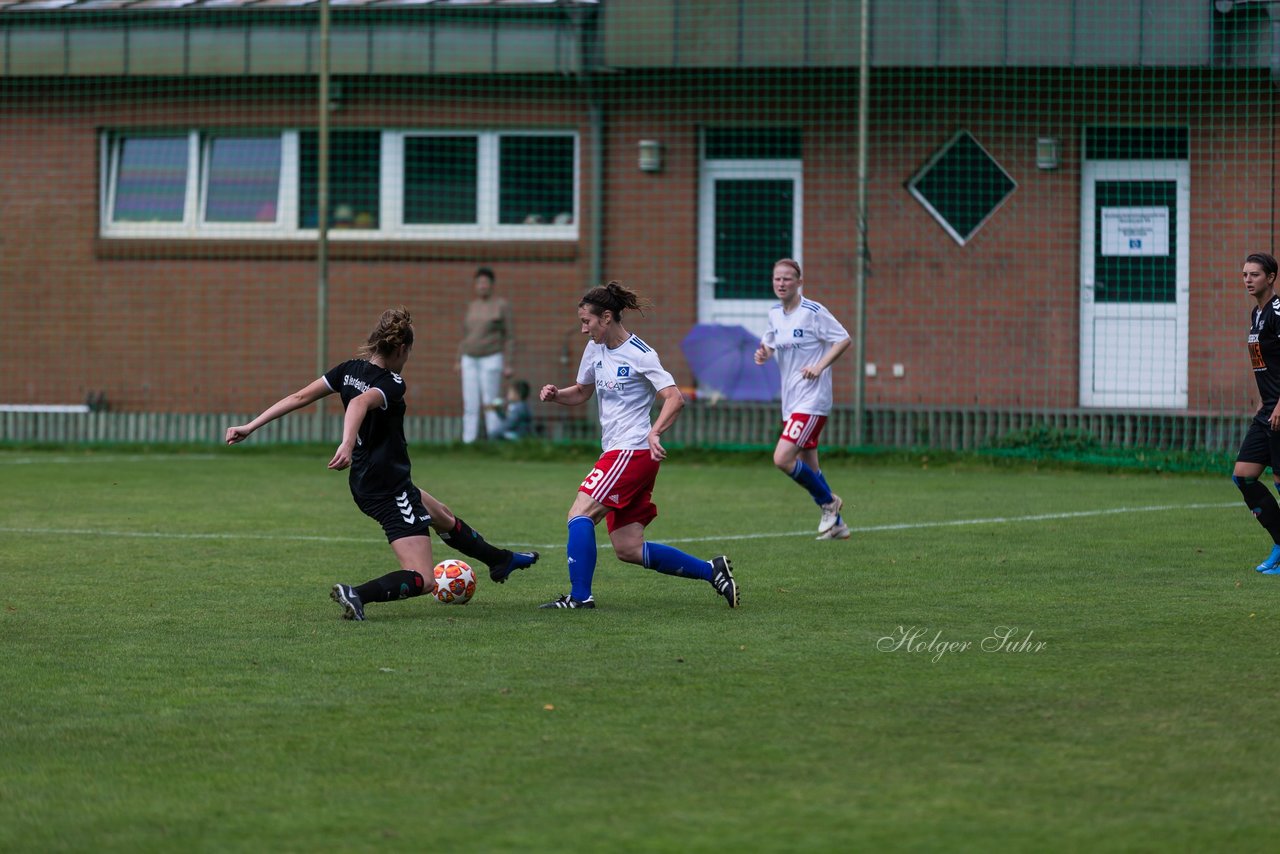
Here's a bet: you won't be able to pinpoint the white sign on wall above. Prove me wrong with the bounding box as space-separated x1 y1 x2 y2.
1100 206 1169 257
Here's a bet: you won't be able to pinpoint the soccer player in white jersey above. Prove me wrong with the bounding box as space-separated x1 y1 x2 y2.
538 281 738 609
754 259 853 539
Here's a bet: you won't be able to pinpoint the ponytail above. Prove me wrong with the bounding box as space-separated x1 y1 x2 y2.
357 307 414 358
579 281 652 322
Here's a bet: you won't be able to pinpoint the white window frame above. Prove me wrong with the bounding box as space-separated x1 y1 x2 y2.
906 129 1016 246
102 130 294 239
382 129 579 240
101 131 199 236
100 128 579 242
197 133 292 234
382 130 485 239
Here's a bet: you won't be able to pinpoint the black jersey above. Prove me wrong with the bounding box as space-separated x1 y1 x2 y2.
1249 295 1280 411
323 359 412 498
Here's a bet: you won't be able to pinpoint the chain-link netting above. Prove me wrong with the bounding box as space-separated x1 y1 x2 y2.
0 0 1271 459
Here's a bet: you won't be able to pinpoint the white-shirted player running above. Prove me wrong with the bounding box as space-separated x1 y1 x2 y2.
538 281 738 609
754 259 853 540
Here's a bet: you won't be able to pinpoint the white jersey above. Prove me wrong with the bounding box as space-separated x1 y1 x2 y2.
761 297 850 418
576 334 676 452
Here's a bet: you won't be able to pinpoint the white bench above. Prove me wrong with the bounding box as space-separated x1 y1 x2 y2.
0 404 92 413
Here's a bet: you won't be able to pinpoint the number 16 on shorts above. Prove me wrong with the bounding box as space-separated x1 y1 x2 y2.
780 413 827 450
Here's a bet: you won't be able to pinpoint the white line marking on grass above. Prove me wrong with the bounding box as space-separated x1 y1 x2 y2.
0 454 224 465
652 502 1240 546
0 527 371 543
0 502 1239 550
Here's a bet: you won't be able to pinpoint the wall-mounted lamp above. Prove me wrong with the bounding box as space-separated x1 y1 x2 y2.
1036 137 1060 170
638 139 663 173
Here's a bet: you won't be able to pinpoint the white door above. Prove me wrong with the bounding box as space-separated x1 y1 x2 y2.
1079 160 1189 408
698 160 802 338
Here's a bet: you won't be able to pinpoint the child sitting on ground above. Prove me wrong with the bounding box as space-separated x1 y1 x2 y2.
498 379 533 440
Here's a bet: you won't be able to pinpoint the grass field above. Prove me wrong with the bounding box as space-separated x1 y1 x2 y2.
2 444 1279 852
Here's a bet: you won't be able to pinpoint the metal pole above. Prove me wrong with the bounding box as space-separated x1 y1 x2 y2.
588 95 604 290
315 0 331 436
853 0 871 446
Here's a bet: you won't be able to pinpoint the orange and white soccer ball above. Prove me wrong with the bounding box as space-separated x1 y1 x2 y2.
432 559 477 605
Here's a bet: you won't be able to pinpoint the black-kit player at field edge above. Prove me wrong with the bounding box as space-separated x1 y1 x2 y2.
1231 252 1280 574
224 306 539 621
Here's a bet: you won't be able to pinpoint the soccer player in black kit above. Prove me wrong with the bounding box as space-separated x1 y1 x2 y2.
225 307 538 619
1232 253 1280 574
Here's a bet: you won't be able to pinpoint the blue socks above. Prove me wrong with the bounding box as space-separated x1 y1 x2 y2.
643 542 713 581
566 515 596 601
566 518 715 597
790 460 834 506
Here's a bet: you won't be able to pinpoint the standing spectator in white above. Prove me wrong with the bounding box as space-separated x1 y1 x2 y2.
754 258 853 540
457 267 515 443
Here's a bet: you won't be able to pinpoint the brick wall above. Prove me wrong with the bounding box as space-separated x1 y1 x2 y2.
0 69 1270 418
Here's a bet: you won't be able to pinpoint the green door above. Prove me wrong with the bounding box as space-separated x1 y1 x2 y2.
1080 161 1188 408
699 161 802 338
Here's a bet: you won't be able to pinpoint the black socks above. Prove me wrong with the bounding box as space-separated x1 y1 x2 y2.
439 516 509 569
355 570 425 603
1234 476 1280 545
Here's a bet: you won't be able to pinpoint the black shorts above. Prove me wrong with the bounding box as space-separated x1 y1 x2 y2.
1237 416 1280 469
353 482 434 543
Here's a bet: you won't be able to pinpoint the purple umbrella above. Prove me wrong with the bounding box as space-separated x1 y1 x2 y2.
680 324 780 402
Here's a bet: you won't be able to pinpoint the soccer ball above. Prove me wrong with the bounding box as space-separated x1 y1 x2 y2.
432 559 477 605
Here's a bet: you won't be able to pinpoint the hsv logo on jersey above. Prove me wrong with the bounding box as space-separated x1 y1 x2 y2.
793 329 805 338
617 366 631 377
